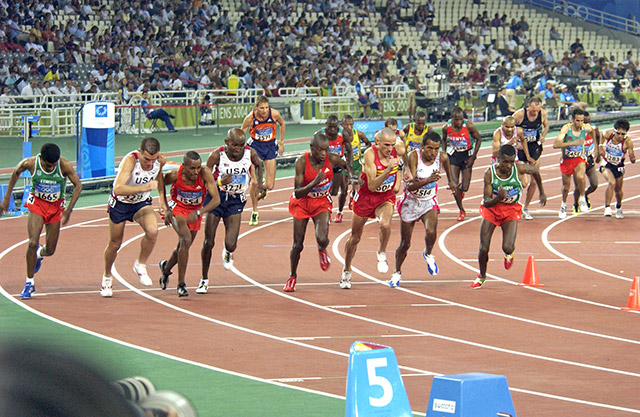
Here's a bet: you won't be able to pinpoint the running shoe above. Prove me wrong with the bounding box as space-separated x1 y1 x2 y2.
34 244 44 274
20 281 35 300
100 276 113 298
558 206 567 219
158 259 171 290
334 212 343 223
318 249 331 271
222 249 234 270
340 270 352 289
389 272 401 287
572 204 579 215
470 274 485 289
457 210 466 221
504 253 514 270
604 206 612 217
283 276 296 292
616 208 624 219
579 199 589 214
196 278 209 294
585 196 591 209
522 209 533 220
177 283 189 297
249 211 259 226
423 251 439 275
134 261 153 286
376 251 389 273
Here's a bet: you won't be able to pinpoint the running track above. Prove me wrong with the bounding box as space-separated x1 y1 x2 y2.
1 127 640 416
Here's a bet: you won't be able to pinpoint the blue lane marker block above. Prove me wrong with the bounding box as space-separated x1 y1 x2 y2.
345 341 413 417
0 184 16 212
426 372 516 417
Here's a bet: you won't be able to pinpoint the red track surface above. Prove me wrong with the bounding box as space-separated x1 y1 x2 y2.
2 129 640 416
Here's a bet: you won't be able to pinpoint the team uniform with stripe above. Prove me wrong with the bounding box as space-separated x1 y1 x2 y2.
404 123 429 153
479 164 524 226
25 154 67 224
207 146 252 218
559 124 586 176
288 153 334 219
491 126 519 163
168 165 205 231
352 145 398 219
349 128 364 175
601 133 627 179
397 150 441 223
445 120 473 167
248 109 278 161
517 111 544 161
108 151 160 223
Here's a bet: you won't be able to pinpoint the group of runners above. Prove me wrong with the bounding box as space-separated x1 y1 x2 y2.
0 96 635 298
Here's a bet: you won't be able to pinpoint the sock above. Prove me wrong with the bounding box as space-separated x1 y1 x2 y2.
37 245 44 257
26 277 34 284
560 202 566 209
504 253 513 260
102 275 112 285
616 204 622 209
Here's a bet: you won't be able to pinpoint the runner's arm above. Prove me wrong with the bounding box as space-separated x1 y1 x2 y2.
626 136 636 163
199 166 221 213
517 162 547 205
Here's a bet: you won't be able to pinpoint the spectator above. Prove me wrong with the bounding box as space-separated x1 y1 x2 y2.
569 38 583 54
140 92 177 132
550 26 562 41
496 87 515 116
559 85 587 111
367 85 383 118
43 64 60 82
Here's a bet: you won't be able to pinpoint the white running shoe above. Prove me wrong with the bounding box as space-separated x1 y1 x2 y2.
423 252 439 275
222 249 234 270
133 261 153 286
196 278 209 294
100 276 113 297
389 272 401 287
376 251 389 273
616 208 624 219
579 199 589 214
558 206 567 219
604 206 612 217
522 209 533 220
340 270 352 289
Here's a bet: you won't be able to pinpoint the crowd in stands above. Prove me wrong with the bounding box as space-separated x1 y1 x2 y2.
1 0 640 107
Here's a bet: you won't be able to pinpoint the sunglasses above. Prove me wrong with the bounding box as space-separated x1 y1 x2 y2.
613 129 627 135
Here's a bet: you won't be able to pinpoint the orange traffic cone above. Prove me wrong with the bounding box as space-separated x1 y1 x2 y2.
621 276 640 311
519 255 544 287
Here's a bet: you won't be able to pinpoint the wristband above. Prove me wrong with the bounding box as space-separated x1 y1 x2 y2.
217 179 223 187
196 209 201 217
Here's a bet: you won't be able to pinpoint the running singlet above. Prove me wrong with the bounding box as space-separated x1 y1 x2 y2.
603 134 625 166
214 146 252 194
114 151 161 204
303 152 333 198
31 154 66 202
351 128 362 161
407 149 439 201
170 165 205 210
249 109 277 142
405 123 429 152
487 164 523 205
445 120 472 154
496 126 519 160
518 110 542 144
562 125 585 159
360 146 398 193
322 127 345 157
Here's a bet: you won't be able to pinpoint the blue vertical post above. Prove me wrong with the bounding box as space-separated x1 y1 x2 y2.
78 102 115 179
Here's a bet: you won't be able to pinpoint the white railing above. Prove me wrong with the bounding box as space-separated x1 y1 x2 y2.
317 96 360 119
517 0 640 35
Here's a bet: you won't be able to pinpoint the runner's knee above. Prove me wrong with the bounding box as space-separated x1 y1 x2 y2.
291 241 304 254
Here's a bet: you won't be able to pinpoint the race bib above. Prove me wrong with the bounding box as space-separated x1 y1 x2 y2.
412 181 436 198
375 173 396 193
33 183 61 202
175 189 203 206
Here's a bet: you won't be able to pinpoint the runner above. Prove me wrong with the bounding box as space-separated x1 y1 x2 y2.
322 115 353 223
341 127 405 289
196 128 261 294
472 145 547 289
391 131 456 287
402 111 431 154
0 143 82 299
491 116 527 163
599 119 636 218
240 95 286 226
341 115 371 212
101 137 168 297
285 131 353 292
512 96 549 220
573 111 600 214
158 152 220 297
552 108 594 218
441 107 482 221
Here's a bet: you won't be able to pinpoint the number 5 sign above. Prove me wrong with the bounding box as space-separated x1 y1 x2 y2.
345 341 413 417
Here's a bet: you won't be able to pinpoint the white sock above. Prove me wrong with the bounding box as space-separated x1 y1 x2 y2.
560 202 566 209
37 245 44 257
26 277 34 284
102 275 112 285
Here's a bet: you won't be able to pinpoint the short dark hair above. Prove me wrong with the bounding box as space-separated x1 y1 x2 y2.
40 143 60 164
140 137 160 155
384 117 398 127
342 114 353 122
312 131 329 146
499 144 516 157
184 151 201 164
326 115 339 125
614 119 630 131
571 108 585 118
423 131 441 145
